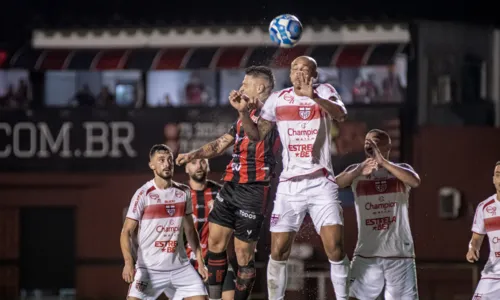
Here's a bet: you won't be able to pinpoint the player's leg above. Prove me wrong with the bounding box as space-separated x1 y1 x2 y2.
231 183 268 300
206 183 237 300
169 263 208 300
221 263 236 300
382 258 418 300
348 256 385 300
472 278 500 300
308 176 350 300
267 181 307 300
127 269 165 300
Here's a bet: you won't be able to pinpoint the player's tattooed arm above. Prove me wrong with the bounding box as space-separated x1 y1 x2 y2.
176 134 235 165
239 110 274 141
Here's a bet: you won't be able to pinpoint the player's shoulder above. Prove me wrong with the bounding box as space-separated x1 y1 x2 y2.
206 180 223 190
271 87 294 99
135 180 155 196
171 181 190 194
397 163 415 171
478 194 497 210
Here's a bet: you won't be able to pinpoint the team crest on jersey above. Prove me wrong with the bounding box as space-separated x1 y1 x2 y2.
486 205 497 215
298 106 311 119
166 205 176 216
375 180 387 192
135 280 148 292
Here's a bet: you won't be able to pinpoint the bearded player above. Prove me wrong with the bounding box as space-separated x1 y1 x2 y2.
120 144 208 300
467 161 500 300
336 129 421 300
234 56 349 299
184 158 235 300
176 66 280 300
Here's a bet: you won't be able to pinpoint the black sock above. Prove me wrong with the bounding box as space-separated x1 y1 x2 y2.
207 250 228 299
234 261 256 300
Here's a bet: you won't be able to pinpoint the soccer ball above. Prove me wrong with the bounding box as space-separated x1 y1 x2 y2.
269 14 303 48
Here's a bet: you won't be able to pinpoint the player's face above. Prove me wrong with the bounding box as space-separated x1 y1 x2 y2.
186 158 209 183
493 165 500 191
150 150 174 180
290 57 317 88
364 132 390 157
239 75 260 99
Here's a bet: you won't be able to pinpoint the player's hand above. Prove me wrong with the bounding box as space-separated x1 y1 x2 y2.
122 262 135 284
358 158 378 176
366 139 386 165
297 71 314 99
229 90 248 112
241 94 262 110
466 248 480 263
198 263 209 282
176 152 194 166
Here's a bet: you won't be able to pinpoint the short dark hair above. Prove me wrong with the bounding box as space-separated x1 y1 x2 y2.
496 161 500 166
245 66 275 90
149 144 172 158
367 129 391 145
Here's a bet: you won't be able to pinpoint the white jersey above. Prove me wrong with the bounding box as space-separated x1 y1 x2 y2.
260 83 340 180
126 180 192 271
472 194 500 279
349 163 415 258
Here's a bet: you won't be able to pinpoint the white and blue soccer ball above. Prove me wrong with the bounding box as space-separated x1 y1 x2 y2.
269 14 303 48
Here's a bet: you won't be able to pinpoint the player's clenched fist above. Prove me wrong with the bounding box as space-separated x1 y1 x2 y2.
466 248 480 263
176 152 194 166
229 90 248 112
122 262 135 284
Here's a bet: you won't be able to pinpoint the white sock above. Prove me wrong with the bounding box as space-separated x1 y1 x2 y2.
329 255 350 300
267 256 288 300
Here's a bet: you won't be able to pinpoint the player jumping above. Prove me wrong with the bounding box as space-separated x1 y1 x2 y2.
233 56 350 299
176 66 280 300
467 161 500 300
120 144 208 300
184 158 235 300
336 129 421 300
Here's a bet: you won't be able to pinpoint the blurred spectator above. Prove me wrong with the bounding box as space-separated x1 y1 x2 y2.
97 86 116 108
71 84 96 107
382 65 405 102
185 73 210 105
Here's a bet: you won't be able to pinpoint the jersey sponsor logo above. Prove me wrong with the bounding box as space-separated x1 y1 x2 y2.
174 190 184 199
365 201 398 210
216 194 224 202
156 225 180 233
283 93 294 103
239 210 256 219
287 128 318 137
366 216 397 231
149 193 160 203
298 106 312 119
486 205 497 215
375 180 387 192
166 205 176 216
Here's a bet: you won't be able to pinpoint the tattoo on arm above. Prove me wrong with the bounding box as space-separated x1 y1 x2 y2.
258 119 273 140
192 134 234 158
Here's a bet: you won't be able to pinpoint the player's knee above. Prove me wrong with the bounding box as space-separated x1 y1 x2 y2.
270 244 292 261
236 260 257 291
208 232 227 252
270 233 294 261
234 245 254 266
324 240 344 261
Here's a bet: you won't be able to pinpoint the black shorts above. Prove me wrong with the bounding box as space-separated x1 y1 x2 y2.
208 182 269 242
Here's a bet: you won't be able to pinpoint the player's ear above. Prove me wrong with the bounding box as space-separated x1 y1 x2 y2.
148 160 154 171
257 84 265 93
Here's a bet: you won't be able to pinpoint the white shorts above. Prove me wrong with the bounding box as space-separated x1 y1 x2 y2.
473 278 500 299
127 264 207 300
349 256 418 300
270 172 343 233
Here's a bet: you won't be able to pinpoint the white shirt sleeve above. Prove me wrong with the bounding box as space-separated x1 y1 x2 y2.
472 203 486 235
260 92 279 122
126 188 146 221
316 83 341 101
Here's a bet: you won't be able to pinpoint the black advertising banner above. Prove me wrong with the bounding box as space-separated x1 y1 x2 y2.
0 106 400 172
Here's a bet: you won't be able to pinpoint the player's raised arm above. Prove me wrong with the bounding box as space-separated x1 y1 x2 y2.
309 83 347 122
335 159 378 188
176 133 235 165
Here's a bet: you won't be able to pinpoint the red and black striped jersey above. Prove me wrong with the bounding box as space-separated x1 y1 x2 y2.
185 180 222 261
223 109 281 184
